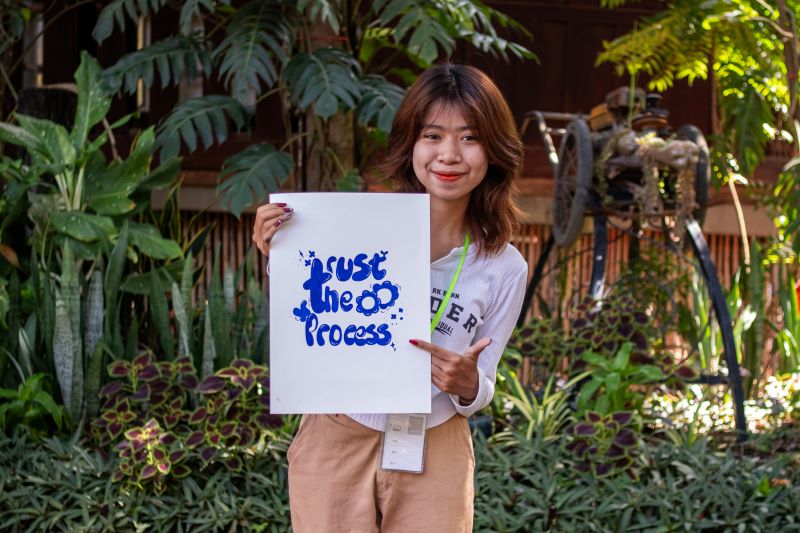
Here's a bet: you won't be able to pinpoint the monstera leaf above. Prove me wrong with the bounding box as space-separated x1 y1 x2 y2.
154 95 248 160
283 48 362 119
217 144 294 217
93 0 168 43
357 74 405 134
213 0 293 104
103 35 211 94
180 0 231 34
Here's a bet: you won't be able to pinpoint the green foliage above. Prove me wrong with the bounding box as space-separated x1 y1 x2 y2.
213 0 293 104
86 0 534 211
154 95 248 161
93 0 168 43
217 144 294 217
474 431 800 531
0 374 65 439
91 353 280 493
496 372 586 442
103 35 211 94
0 429 293 531
578 342 665 414
284 48 362 119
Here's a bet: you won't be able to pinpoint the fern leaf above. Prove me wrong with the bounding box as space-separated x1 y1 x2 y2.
103 35 211 94
213 0 294 104
283 48 361 118
154 95 248 160
217 143 294 217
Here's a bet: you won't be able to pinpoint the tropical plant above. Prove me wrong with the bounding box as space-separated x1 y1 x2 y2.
0 52 186 426
0 373 66 440
86 0 535 215
564 410 640 479
495 371 587 442
577 342 665 415
93 353 281 491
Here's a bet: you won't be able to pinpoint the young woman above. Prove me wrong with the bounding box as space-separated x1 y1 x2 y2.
252 63 528 532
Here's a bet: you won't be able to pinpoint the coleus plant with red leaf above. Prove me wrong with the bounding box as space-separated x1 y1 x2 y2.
91 354 281 488
564 410 640 479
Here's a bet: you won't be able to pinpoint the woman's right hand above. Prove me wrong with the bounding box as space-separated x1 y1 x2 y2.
252 202 293 257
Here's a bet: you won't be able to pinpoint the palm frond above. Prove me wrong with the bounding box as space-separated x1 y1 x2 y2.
213 0 294 104
154 95 248 160
103 35 211 94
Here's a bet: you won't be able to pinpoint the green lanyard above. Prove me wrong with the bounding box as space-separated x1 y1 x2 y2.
430 233 470 334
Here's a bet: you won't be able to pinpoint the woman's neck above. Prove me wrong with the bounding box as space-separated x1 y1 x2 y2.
430 199 469 262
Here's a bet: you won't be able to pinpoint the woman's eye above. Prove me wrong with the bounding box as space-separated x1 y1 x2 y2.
423 133 440 140
462 134 478 142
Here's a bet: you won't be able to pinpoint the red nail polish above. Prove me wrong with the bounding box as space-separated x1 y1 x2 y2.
274 220 282 228
276 202 287 207
409 339 418 345
283 207 293 212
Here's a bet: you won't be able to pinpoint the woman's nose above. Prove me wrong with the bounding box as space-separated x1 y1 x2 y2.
437 138 461 163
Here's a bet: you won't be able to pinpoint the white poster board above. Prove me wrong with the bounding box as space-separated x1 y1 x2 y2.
268 193 431 414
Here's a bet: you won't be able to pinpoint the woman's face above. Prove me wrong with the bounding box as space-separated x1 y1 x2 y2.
412 102 488 206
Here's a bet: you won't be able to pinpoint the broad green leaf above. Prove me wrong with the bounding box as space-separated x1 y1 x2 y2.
72 52 112 151
85 128 155 214
217 144 294 217
13 114 76 166
51 212 116 242
0 122 40 154
283 49 361 119
103 35 211 94
129 222 182 260
120 268 173 295
612 342 631 371
581 351 609 369
605 372 621 393
213 0 293 104
154 95 248 160
137 157 181 192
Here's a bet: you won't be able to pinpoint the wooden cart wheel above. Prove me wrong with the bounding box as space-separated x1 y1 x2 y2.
676 124 710 225
553 118 593 247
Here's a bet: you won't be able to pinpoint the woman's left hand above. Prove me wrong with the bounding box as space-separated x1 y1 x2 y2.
409 338 492 403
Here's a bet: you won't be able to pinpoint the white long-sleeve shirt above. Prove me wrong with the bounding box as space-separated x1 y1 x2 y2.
348 242 528 431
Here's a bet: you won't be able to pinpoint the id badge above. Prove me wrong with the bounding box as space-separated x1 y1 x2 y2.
381 414 427 474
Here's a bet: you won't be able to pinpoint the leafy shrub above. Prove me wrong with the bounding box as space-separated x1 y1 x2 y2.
0 428 292 532
0 373 66 440
565 411 639 479
474 430 800 532
91 354 281 491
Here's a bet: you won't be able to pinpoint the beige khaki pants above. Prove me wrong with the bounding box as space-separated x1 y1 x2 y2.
287 413 475 533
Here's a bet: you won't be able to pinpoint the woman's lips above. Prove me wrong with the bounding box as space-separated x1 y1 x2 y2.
433 171 464 182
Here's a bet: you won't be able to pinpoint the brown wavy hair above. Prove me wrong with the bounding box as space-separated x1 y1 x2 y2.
379 63 523 257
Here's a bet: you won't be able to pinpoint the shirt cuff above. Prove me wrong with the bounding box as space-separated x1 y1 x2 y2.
449 367 490 417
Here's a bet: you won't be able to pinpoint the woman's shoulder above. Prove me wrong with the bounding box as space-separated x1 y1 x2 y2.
473 243 528 277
